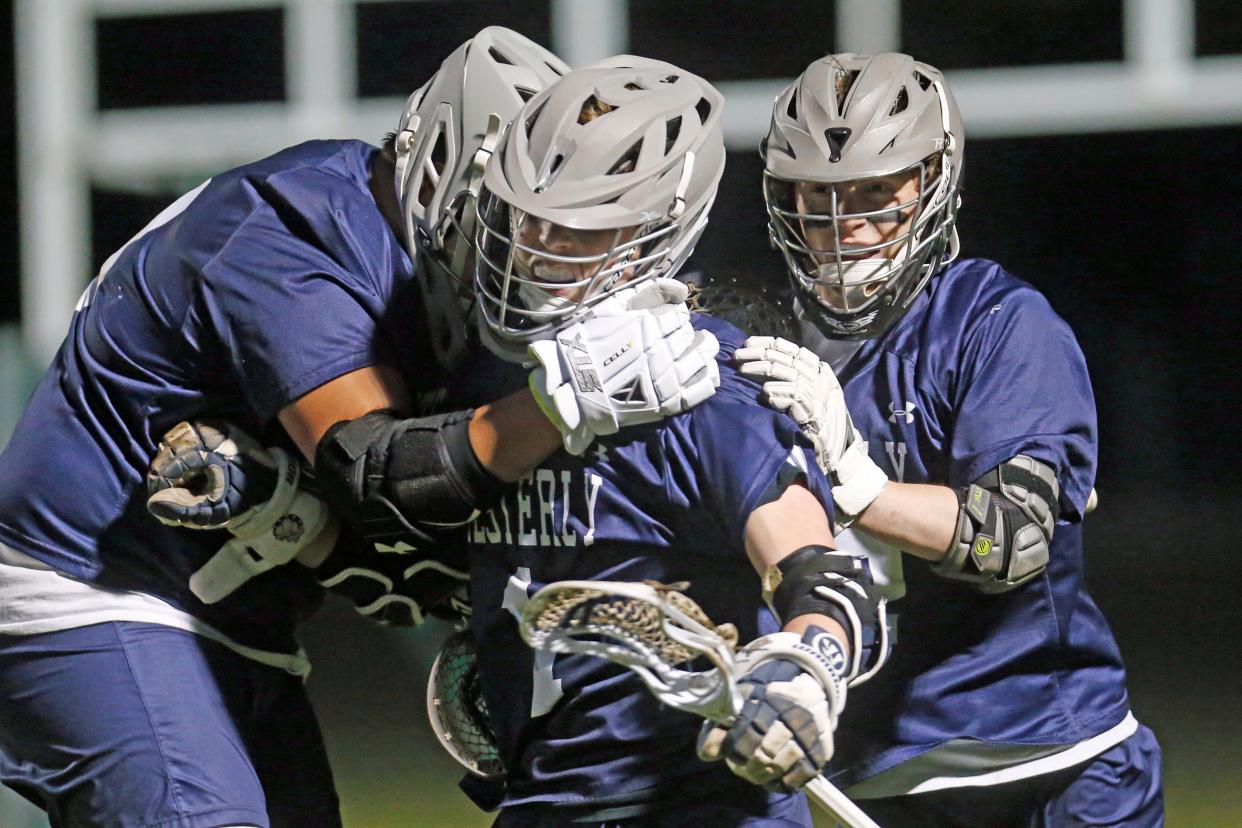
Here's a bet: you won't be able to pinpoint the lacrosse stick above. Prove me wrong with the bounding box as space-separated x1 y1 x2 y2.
427 629 506 780
517 579 881 828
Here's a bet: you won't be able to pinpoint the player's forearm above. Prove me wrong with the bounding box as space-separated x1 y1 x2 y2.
854 480 958 561
468 388 563 483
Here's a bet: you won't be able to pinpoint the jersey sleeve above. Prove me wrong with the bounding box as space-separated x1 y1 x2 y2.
950 286 1097 520
678 394 836 554
200 209 400 423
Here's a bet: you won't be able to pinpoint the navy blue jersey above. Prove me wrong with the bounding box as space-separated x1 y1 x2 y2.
0 140 444 652
457 317 835 814
820 258 1130 787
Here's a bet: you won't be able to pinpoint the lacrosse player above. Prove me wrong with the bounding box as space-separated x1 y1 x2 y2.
736 52 1163 825
444 56 891 826
0 29 721 827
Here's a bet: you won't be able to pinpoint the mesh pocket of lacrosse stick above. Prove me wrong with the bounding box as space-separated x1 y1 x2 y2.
517 579 742 724
426 629 506 779
518 579 883 828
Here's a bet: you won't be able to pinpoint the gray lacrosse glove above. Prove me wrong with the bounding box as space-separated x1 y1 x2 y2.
735 336 887 524
528 278 721 455
147 420 333 603
697 625 847 791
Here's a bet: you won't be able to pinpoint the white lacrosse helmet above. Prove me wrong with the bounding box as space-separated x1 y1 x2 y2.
473 56 726 361
764 52 964 339
393 27 568 368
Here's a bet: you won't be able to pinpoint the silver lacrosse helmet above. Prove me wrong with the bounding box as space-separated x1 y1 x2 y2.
764 52 964 340
393 27 568 368
472 56 726 361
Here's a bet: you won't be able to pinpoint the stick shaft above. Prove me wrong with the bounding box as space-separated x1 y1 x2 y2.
804 777 881 828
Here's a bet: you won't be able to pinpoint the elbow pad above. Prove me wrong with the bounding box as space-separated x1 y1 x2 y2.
761 545 890 686
934 455 1060 594
314 409 506 545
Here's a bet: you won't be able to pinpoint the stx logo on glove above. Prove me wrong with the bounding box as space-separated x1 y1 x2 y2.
565 334 603 393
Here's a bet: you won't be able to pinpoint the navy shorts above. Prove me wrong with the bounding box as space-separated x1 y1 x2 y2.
856 724 1164 827
0 622 341 828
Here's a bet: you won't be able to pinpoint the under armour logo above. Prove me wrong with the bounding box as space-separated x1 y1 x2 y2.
888 402 917 424
590 443 609 464
374 540 418 555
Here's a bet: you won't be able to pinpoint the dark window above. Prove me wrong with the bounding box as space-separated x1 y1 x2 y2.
355 1 551 98
1196 0 1242 56
89 188 173 276
903 0 1124 70
628 0 834 82
96 10 285 109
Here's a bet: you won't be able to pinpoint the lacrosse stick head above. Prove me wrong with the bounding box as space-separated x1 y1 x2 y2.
426 629 506 779
518 579 742 724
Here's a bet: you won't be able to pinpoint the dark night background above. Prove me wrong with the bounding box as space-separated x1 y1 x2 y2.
1 2 1239 825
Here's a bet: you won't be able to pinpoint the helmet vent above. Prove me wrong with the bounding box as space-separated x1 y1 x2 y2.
608 140 642 175
579 94 617 124
535 153 565 192
664 116 683 153
824 127 851 163
487 46 513 66
913 70 932 91
546 60 564 77
786 90 799 120
833 69 860 115
525 101 547 139
695 96 713 125
888 87 909 116
660 74 679 84
625 82 646 91
515 86 536 102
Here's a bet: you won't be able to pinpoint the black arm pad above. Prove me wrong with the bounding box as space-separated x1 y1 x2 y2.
763 544 889 684
314 408 507 544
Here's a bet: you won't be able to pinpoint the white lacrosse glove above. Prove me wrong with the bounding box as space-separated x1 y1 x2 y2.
697 625 848 791
147 420 332 604
735 336 888 524
528 278 721 455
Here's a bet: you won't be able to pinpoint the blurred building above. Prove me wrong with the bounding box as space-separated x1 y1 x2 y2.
2 2 1240 825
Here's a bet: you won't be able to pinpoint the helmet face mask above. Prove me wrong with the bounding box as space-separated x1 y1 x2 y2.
763 53 964 340
475 187 682 355
765 154 956 329
473 56 725 362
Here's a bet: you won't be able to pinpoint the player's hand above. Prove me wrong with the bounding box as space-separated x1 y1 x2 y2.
146 420 333 603
734 336 887 523
315 535 470 627
147 420 279 529
697 626 847 791
528 278 720 455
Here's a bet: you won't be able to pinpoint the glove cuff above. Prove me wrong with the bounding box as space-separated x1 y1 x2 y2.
830 440 888 524
188 453 332 605
528 341 598 455
227 447 299 537
738 628 848 721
